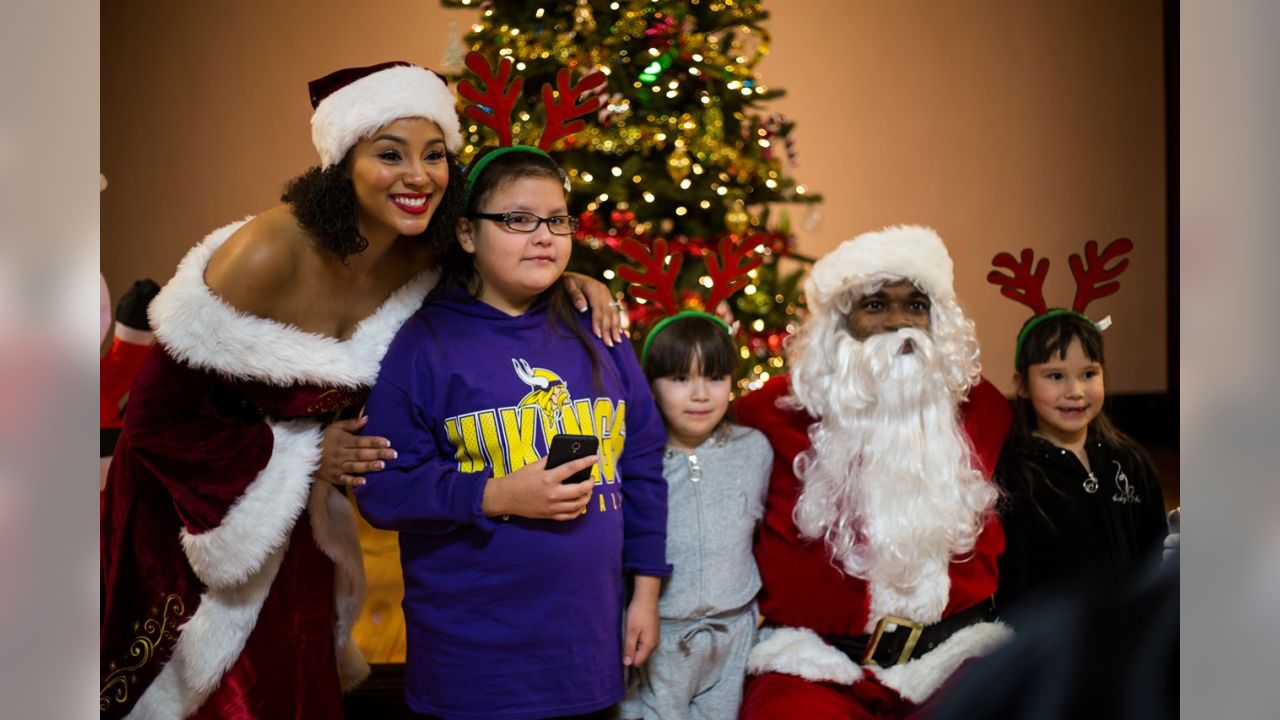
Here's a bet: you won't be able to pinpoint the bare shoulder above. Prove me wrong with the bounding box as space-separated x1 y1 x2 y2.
205 206 305 318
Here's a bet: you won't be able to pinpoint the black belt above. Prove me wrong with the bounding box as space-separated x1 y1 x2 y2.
822 597 997 668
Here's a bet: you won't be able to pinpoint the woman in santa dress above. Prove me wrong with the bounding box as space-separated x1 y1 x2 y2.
99 61 619 720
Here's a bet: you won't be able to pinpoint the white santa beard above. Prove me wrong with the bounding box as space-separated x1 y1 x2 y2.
792 329 997 624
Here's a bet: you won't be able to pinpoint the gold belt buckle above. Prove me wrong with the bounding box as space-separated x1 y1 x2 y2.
862 614 925 667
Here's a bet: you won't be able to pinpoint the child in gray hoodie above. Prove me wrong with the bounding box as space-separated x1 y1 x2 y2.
621 311 773 720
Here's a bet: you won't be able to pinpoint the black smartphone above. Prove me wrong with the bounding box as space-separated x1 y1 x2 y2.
545 434 599 484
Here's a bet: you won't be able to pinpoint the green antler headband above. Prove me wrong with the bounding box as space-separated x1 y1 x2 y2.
462 145 551 208
640 310 731 366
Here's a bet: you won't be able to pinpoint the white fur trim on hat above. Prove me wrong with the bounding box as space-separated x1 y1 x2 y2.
807 225 956 309
311 64 462 167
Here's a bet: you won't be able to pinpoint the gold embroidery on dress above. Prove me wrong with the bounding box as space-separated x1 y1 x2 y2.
99 593 186 712
306 388 361 415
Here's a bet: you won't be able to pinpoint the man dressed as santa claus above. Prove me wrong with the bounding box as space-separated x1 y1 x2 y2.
736 225 1013 718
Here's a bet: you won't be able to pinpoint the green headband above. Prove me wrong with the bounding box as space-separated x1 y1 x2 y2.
641 310 732 366
462 145 552 209
1014 308 1097 368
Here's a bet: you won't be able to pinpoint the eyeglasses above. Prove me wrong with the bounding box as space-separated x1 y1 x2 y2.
471 211 580 235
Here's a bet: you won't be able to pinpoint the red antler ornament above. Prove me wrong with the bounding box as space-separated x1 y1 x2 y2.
987 248 1050 315
705 237 764 311
1069 238 1134 313
457 52 522 148
988 238 1134 319
459 50 606 151
538 68 608 150
617 235 762 327
616 239 682 316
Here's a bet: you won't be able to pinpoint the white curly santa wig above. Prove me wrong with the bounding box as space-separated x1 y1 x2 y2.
789 224 981 419
783 225 995 609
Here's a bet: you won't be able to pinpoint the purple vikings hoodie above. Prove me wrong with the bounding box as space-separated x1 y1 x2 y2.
357 285 670 719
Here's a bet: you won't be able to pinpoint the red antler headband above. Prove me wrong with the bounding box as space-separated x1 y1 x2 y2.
617 235 763 362
458 51 607 205
987 238 1134 367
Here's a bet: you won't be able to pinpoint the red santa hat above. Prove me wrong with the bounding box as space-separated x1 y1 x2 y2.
806 224 956 310
309 61 463 168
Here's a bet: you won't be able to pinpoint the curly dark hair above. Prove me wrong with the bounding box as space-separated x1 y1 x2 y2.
281 152 466 261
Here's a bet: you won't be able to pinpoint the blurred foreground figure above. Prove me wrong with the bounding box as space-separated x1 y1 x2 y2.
925 554 1178 720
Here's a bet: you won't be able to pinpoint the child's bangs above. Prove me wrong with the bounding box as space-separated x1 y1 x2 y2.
1020 314 1107 369
643 316 737 381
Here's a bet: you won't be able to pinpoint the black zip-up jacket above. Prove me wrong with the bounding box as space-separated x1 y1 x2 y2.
994 432 1168 620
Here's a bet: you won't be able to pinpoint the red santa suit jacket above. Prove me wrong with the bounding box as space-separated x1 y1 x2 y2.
735 374 1013 711
99 220 438 719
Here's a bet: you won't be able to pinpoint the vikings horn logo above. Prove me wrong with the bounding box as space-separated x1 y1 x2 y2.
512 358 572 436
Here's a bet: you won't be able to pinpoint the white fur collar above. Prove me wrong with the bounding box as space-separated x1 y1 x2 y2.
149 217 438 388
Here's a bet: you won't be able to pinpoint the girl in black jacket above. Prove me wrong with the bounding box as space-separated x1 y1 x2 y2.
994 312 1168 619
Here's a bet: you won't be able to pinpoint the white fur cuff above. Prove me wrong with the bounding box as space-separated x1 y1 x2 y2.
127 544 289 719
180 420 322 590
873 620 1014 703
112 322 155 346
745 620 1013 703
746 626 864 685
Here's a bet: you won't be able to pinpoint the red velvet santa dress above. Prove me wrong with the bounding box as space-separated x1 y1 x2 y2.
99 219 438 719
735 374 1013 719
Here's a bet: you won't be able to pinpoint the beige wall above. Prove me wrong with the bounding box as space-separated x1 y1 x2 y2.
103 0 1168 393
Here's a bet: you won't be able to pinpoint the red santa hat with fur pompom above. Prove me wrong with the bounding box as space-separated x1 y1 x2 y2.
806 224 956 311
308 61 462 168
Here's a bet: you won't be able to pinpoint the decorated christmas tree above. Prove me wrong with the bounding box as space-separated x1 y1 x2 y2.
441 0 821 391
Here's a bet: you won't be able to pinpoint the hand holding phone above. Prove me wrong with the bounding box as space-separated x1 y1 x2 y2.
545 434 599 484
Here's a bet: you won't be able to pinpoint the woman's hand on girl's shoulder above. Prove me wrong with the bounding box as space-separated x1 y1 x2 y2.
204 207 303 319
562 272 623 347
